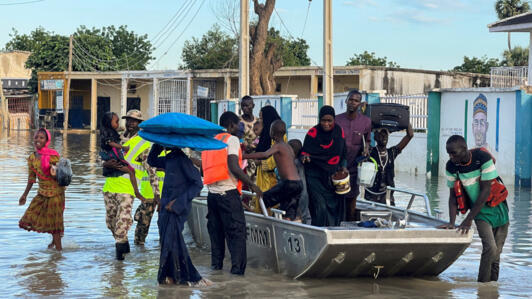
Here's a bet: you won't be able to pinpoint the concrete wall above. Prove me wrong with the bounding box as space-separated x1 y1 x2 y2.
389 132 427 175
0 51 31 78
359 68 489 95
276 77 312 98
438 88 517 183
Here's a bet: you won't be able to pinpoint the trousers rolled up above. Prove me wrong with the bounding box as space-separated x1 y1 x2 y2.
475 219 509 282
206 190 247 275
104 192 134 243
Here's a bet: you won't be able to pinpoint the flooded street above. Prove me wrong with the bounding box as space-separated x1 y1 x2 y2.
1 130 531 298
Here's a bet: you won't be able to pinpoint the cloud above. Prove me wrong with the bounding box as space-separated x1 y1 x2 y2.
369 8 448 25
342 0 378 8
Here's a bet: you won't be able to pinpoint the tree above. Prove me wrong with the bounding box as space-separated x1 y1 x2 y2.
452 56 500 74
495 0 530 52
250 0 276 95
5 26 153 92
502 45 529 66
6 28 69 93
180 24 310 72
268 28 310 67
180 25 238 69
346 51 400 68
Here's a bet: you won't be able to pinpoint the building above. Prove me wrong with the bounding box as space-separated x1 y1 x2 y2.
0 51 33 130
37 65 488 131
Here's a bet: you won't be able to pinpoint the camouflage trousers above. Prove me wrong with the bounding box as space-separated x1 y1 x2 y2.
103 192 134 243
134 201 157 245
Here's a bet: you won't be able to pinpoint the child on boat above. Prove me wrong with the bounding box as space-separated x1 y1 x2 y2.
364 124 413 205
288 139 311 224
244 120 302 221
100 112 145 202
18 128 65 250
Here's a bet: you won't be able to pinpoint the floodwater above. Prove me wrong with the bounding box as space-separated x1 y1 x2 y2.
1 130 531 298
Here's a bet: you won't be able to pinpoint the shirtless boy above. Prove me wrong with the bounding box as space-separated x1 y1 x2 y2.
243 120 302 220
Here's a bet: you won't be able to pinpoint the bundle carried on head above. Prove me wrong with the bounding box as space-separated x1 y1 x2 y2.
138 112 227 151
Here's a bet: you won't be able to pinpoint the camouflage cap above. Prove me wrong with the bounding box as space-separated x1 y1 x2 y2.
122 109 144 121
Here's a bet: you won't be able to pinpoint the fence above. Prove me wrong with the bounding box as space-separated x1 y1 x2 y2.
490 66 528 88
291 98 319 128
380 94 427 132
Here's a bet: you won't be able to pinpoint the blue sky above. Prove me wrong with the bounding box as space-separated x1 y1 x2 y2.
0 0 529 71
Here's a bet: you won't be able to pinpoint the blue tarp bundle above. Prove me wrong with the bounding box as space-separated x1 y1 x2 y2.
139 112 227 151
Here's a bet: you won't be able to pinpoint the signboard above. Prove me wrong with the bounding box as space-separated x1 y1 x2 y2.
56 90 64 113
40 79 64 90
197 86 209 98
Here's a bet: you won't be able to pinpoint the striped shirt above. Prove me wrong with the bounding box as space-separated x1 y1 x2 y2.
446 148 509 228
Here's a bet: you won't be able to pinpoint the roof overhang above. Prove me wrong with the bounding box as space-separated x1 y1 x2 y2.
488 11 532 32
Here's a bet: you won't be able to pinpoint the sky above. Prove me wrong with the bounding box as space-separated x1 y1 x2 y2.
0 0 529 72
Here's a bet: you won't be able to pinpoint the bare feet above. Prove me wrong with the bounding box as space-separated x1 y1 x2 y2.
189 278 213 287
48 241 54 249
52 233 62 251
162 277 175 285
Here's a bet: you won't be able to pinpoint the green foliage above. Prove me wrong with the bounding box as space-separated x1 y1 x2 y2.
502 46 529 66
180 25 310 70
74 25 153 71
5 25 153 92
345 51 399 68
452 56 500 74
266 27 310 67
495 0 530 19
180 25 238 69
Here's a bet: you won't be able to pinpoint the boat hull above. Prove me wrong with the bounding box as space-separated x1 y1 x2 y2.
188 197 472 278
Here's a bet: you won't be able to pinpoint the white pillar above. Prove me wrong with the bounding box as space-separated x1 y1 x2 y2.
239 0 249 98
323 0 334 106
187 76 193 115
120 78 127 127
90 78 97 131
528 32 532 85
224 75 232 100
152 77 159 117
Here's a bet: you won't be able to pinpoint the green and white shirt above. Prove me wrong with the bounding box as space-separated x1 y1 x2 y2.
446 148 509 228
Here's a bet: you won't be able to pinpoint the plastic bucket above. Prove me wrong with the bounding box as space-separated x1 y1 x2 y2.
357 158 378 186
331 171 351 195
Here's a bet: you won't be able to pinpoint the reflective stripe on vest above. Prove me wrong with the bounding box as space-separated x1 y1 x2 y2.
201 132 242 193
122 136 151 180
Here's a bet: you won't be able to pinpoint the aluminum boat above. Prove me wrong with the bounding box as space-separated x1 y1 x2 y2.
187 187 472 278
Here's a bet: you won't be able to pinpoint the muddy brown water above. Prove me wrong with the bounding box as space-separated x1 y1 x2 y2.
1 130 531 298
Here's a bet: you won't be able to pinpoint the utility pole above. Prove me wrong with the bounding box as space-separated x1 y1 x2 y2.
0 75 8 129
239 0 250 98
323 0 333 106
63 35 73 132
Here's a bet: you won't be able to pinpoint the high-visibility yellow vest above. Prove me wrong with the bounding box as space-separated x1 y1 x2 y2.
102 135 150 195
140 150 165 200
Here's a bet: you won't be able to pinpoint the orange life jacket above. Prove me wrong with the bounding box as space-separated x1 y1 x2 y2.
454 180 469 214
201 132 242 194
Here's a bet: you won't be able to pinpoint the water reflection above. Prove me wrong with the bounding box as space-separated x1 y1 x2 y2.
1 131 531 298
18 252 66 297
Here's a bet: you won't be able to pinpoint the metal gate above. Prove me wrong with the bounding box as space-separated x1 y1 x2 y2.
158 79 187 115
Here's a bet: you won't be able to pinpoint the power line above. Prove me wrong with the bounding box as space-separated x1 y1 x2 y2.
301 1 312 37
153 0 206 67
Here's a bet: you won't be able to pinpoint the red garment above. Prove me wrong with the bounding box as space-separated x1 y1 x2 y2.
34 128 59 176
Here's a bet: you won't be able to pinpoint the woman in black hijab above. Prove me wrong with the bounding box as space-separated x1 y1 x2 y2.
256 105 281 152
302 105 347 226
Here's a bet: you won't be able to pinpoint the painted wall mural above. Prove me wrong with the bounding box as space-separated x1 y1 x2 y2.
439 90 516 182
